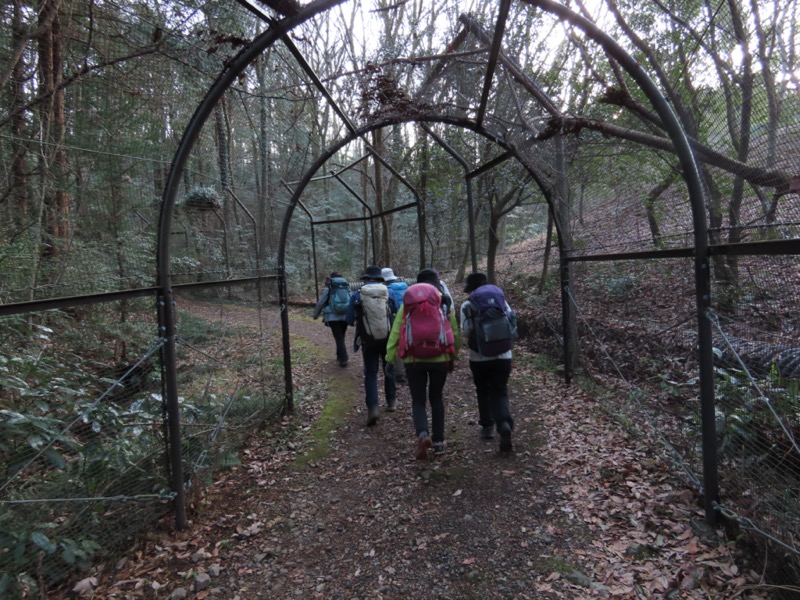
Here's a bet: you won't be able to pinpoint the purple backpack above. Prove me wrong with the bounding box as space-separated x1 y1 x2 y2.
467 284 516 357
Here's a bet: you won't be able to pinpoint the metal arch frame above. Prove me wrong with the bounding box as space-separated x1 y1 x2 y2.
156 0 345 529
282 152 423 299
277 112 577 405
522 0 714 522
282 155 374 298
158 0 713 528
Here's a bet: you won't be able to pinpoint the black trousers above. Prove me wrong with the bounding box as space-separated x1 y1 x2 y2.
468 359 513 431
328 320 348 363
406 362 449 443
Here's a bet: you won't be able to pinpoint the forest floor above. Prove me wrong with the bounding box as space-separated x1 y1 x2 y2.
70 305 772 600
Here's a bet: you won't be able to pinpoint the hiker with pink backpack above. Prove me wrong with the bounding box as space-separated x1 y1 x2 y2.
385 268 460 459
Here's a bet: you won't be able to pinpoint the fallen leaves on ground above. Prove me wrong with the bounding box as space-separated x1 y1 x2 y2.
62 306 769 600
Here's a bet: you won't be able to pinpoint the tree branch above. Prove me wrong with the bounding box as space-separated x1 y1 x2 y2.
0 0 63 90
541 116 797 194
0 44 162 130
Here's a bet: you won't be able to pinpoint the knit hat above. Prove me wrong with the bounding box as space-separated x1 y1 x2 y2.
360 265 384 281
416 268 440 286
464 272 489 293
381 267 399 282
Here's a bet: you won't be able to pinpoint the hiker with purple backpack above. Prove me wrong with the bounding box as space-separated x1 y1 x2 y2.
460 272 518 453
385 268 460 460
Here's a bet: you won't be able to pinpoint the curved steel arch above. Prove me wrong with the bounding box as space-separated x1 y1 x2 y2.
276 110 631 402
275 114 572 420
160 0 715 528
155 0 343 529
523 0 715 522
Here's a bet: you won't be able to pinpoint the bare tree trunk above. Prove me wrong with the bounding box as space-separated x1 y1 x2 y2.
38 0 70 258
644 169 678 248
255 53 273 262
360 140 370 266
723 0 755 289
8 0 30 237
486 208 500 284
221 99 243 247
752 0 782 224
214 103 232 281
416 133 430 269
456 202 483 283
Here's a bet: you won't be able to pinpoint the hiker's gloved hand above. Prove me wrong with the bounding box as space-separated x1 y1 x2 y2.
384 362 395 377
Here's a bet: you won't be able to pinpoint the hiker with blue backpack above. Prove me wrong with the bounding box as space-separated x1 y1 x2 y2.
313 271 352 367
381 267 409 384
346 265 397 427
460 272 518 453
385 268 460 460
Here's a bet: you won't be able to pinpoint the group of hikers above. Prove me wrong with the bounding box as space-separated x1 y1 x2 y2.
313 266 517 460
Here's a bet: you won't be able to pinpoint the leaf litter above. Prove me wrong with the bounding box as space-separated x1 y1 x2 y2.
61 305 769 599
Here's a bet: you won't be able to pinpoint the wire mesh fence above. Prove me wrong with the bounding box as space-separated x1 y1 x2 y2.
0 287 284 597
496 244 800 589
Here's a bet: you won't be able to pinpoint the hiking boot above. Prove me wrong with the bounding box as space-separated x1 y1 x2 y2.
432 441 446 456
366 406 379 427
499 421 513 452
415 432 432 460
482 425 495 440
387 399 398 412
338 359 348 367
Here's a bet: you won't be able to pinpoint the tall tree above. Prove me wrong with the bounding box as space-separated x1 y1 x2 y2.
8 0 31 235
37 0 69 258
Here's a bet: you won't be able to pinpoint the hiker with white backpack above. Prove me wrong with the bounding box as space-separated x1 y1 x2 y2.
385 268 460 460
346 265 397 426
313 271 352 367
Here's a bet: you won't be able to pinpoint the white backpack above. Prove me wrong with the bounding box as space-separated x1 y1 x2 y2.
358 283 391 345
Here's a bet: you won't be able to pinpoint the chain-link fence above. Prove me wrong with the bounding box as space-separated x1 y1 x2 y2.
495 110 800 594
0 287 285 597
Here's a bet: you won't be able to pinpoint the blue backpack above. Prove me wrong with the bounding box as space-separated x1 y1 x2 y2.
327 277 351 315
467 284 517 356
386 280 408 321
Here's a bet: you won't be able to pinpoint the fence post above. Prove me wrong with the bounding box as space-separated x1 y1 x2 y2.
158 291 187 530
278 266 294 413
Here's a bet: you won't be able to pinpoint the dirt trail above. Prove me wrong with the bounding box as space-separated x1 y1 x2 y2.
82 304 763 599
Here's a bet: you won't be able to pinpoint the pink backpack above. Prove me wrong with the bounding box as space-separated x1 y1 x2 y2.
398 283 455 359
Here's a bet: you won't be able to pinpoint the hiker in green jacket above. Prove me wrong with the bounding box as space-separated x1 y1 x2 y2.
386 268 460 460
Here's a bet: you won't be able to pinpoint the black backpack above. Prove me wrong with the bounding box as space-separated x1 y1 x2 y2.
467 285 517 356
